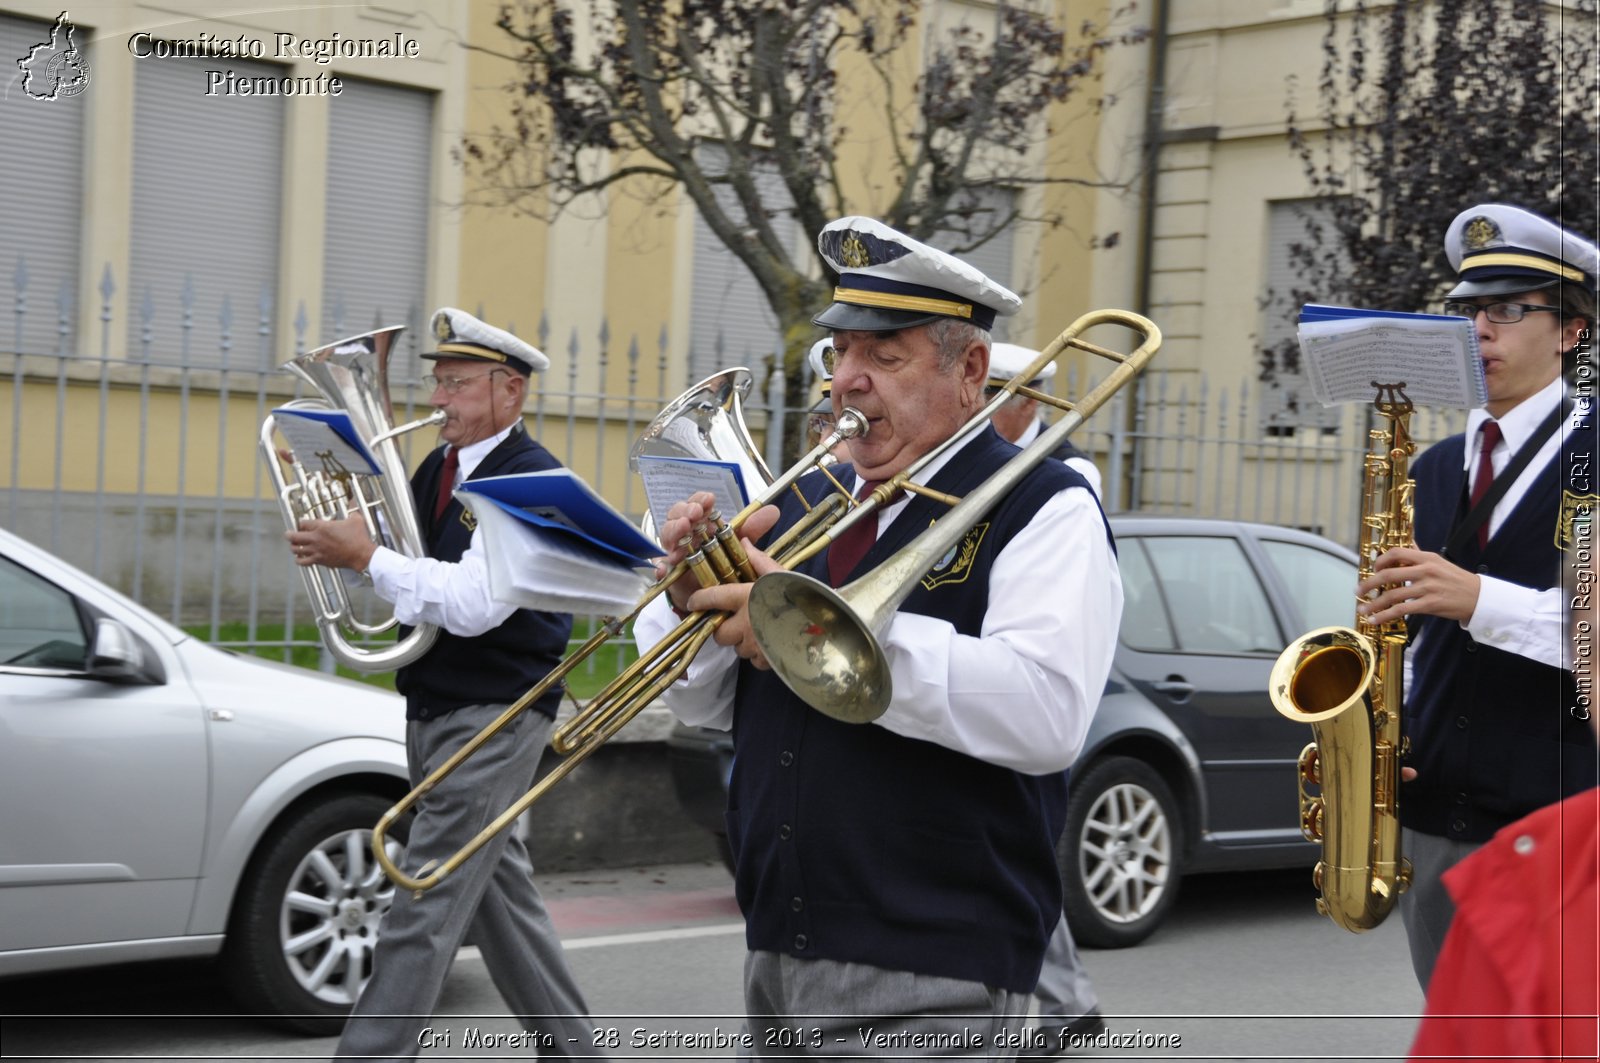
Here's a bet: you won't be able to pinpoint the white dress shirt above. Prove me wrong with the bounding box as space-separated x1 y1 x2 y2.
1013 416 1103 497
1456 376 1579 669
633 426 1123 775
366 425 520 638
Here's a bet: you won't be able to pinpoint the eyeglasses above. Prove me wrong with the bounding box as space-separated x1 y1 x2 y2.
1442 300 1564 324
422 370 504 394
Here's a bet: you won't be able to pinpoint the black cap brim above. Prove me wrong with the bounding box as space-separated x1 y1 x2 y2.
1447 275 1560 299
813 302 943 333
422 349 534 375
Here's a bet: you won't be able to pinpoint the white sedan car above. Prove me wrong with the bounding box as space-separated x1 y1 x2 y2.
0 526 410 1032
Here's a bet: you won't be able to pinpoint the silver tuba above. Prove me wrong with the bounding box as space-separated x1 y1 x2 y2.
259 325 446 672
628 367 775 541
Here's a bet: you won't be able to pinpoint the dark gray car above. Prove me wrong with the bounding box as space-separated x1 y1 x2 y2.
665 517 1358 947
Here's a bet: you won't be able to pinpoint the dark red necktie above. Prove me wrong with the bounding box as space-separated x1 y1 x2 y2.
1469 420 1501 549
827 481 883 587
433 446 459 522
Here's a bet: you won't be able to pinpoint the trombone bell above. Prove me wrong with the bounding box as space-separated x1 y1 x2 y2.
746 572 891 723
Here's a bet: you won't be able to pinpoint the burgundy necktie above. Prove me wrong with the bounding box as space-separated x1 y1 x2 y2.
433 446 459 522
827 480 883 587
1469 420 1501 549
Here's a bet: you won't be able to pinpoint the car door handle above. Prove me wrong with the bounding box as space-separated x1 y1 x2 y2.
1152 677 1195 702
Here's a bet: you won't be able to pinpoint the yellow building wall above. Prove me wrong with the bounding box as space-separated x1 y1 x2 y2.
4 0 1372 527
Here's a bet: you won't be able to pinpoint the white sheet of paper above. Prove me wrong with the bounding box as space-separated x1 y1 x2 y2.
1298 315 1486 409
636 455 750 534
461 494 652 614
271 408 382 477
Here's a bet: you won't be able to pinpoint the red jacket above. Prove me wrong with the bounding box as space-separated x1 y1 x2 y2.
1408 787 1599 1061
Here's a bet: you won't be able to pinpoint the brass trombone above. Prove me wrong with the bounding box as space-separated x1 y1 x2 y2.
371 378 871 893
371 310 1160 893
747 309 1162 721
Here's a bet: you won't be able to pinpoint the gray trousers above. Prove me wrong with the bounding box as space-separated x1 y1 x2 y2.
1032 915 1098 1022
1398 827 1481 992
334 704 600 1060
741 951 1032 1060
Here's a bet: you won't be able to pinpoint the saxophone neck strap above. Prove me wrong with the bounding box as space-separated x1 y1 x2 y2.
1441 398 1571 561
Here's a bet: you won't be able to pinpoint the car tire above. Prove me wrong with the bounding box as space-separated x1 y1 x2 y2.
221 791 407 1035
1059 756 1183 949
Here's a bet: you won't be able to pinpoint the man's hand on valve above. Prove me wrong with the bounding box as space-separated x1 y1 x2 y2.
286 515 377 572
653 490 783 669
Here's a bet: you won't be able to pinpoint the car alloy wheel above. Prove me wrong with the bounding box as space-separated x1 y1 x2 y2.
1059 756 1183 948
223 791 407 1034
279 820 400 1006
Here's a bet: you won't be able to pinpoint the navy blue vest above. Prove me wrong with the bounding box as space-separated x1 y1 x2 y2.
726 426 1105 992
1403 409 1598 842
1048 436 1090 466
397 424 574 721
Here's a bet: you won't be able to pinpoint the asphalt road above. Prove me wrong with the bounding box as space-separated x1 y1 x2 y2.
1 860 1425 1062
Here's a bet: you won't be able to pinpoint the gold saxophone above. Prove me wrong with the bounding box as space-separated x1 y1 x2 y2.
1268 382 1415 932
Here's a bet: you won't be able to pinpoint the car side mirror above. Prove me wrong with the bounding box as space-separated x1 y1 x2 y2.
88 617 165 685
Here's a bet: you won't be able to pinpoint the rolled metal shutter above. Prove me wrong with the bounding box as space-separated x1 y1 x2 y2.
128 56 284 369
687 144 796 386
321 77 434 383
1 13 86 356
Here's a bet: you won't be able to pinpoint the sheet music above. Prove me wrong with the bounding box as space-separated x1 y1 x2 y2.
635 455 752 533
271 408 382 477
1297 307 1487 409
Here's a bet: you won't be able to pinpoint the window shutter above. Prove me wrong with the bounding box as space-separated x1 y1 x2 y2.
930 188 1017 343
1261 199 1341 433
128 56 284 368
1 13 85 356
321 77 435 382
687 144 797 385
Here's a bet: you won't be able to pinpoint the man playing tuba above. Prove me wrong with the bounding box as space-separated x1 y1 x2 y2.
634 218 1123 1057
286 308 601 1059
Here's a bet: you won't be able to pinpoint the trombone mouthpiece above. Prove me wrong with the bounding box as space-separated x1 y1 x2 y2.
830 407 869 446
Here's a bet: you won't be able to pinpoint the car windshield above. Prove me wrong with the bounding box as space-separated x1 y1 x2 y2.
1 529 190 648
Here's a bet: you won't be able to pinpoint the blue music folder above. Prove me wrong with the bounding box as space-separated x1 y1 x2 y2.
458 470 660 569
1298 304 1469 325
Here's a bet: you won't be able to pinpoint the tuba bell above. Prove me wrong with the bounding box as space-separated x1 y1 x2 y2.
629 367 776 541
260 326 446 672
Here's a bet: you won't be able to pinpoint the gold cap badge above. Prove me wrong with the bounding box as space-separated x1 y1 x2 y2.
1463 216 1501 251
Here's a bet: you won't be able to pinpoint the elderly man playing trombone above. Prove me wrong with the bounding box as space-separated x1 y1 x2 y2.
635 218 1123 1056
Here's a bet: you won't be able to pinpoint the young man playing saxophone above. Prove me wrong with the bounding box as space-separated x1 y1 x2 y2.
1356 204 1599 990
